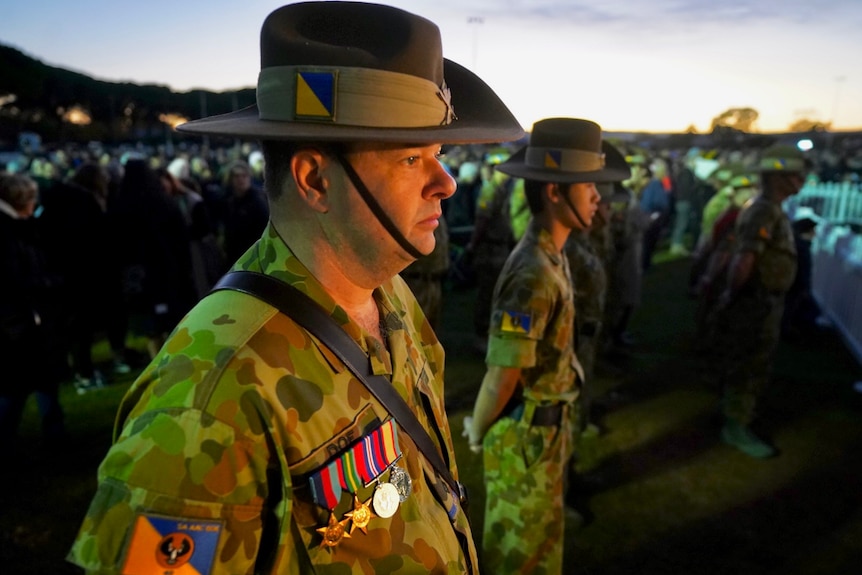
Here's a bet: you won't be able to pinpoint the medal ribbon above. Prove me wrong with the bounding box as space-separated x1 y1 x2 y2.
310 461 342 510
309 420 402 509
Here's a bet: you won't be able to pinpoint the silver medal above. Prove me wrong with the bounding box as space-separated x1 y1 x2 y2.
388 465 412 502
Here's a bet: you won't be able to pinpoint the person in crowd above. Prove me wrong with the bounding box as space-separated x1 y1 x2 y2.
689 167 758 308
565 141 631 434
221 158 269 264
111 158 197 358
781 206 822 341
605 159 651 351
0 172 67 447
696 162 751 253
639 156 672 270
464 118 626 574
464 147 517 355
68 3 523 574
710 145 807 458
669 148 701 256
157 167 226 299
400 216 450 331
44 162 132 391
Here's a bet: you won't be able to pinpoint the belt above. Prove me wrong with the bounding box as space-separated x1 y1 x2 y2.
509 402 564 427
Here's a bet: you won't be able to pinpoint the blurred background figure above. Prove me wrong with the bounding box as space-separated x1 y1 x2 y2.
710 146 806 459
0 172 67 448
221 159 269 265
158 165 226 299
639 157 672 270
605 156 650 351
39 162 130 392
112 159 196 358
781 206 823 341
465 147 517 355
400 217 450 332
669 148 701 256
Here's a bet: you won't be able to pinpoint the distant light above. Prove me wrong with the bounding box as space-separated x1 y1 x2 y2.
60 105 92 125
159 113 189 129
0 93 17 107
797 139 814 151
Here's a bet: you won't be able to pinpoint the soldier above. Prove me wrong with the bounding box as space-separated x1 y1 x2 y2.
691 168 758 346
712 145 807 458
565 141 630 436
464 118 627 574
67 3 523 574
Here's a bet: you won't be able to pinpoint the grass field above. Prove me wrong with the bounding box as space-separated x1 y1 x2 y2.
3 255 862 574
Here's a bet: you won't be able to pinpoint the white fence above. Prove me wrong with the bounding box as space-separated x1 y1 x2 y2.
789 181 862 228
793 182 862 366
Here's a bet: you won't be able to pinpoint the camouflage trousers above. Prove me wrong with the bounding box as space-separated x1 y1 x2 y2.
710 290 785 424
481 411 574 575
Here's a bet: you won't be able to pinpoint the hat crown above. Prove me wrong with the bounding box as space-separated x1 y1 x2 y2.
261 2 443 84
495 117 629 184
529 118 602 154
176 1 524 144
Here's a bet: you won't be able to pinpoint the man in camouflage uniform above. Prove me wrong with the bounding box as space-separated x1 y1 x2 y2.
67 3 523 574
712 145 806 458
465 119 627 574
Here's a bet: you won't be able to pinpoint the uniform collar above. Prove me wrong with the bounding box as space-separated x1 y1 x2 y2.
525 218 563 266
234 222 396 371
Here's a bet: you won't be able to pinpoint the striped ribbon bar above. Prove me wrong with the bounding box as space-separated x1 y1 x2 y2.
309 419 402 509
309 460 342 510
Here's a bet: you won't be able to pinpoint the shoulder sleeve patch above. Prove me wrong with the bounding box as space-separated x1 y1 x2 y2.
122 514 222 575
499 310 532 334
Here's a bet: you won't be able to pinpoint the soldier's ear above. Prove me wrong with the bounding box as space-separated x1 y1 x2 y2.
545 182 563 206
291 148 331 214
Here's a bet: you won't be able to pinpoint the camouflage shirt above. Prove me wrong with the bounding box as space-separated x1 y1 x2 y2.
734 196 798 293
486 220 582 404
68 224 476 575
565 231 607 327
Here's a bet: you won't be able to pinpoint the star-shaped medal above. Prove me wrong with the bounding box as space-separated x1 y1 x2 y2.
344 495 375 534
316 512 351 548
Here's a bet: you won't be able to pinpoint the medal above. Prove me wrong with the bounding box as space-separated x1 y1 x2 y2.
388 464 412 502
345 495 375 534
372 482 400 518
316 512 351 548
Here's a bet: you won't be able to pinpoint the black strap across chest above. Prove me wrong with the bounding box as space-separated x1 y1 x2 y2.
211 271 465 503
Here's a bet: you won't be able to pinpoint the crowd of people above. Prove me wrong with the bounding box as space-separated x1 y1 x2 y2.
2 3 861 573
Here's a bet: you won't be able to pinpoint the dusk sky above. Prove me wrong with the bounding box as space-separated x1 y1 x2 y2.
2 0 860 134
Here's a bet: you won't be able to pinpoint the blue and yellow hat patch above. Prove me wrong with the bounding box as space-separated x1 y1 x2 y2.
295 70 337 120
500 310 532 334
544 150 562 170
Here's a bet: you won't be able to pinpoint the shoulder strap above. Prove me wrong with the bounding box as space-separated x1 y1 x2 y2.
211 271 466 503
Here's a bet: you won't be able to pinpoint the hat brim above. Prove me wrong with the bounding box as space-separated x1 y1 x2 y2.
176 60 523 144
496 148 631 183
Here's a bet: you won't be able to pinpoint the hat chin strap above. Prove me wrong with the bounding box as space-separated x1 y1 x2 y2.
335 154 426 260
559 184 590 230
